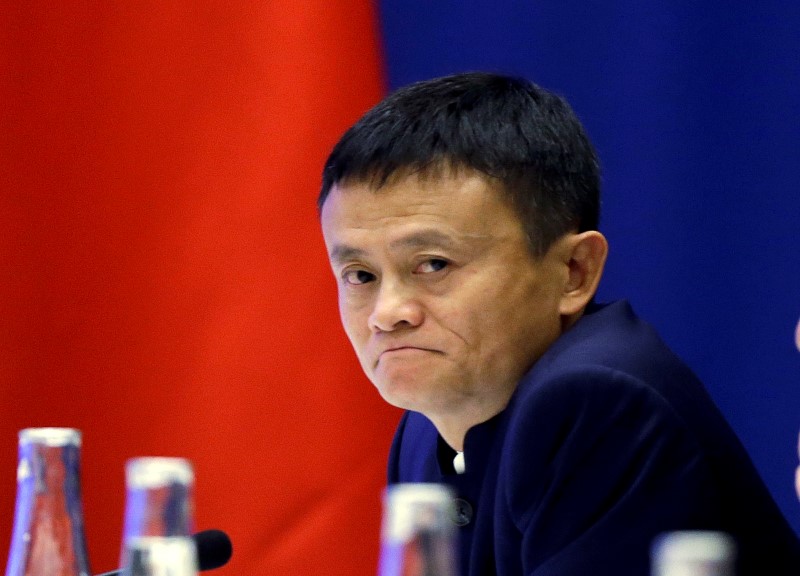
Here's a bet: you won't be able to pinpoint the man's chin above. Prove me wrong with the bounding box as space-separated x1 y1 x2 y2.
375 387 419 412
373 379 453 415
374 379 431 412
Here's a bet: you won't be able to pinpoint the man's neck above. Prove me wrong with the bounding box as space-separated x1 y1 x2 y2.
428 398 510 451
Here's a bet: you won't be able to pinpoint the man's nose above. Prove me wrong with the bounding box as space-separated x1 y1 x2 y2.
368 279 423 333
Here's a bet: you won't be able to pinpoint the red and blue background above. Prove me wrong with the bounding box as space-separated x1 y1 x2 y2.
2 2 798 575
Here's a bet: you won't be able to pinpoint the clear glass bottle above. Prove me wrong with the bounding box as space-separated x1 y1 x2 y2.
377 483 458 576
5 427 91 576
651 531 736 576
119 458 197 576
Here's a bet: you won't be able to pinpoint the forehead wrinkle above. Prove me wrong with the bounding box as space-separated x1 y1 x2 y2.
389 226 495 253
389 229 456 251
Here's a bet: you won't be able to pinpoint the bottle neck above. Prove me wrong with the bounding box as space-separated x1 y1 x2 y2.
121 481 194 539
7 438 90 576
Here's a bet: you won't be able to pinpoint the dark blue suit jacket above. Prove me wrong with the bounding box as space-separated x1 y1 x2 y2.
387 301 800 575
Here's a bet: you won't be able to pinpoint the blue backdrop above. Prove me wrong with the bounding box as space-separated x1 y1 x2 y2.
378 0 800 533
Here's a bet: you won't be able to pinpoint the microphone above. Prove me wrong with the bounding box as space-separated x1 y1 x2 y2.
193 529 233 570
96 529 233 576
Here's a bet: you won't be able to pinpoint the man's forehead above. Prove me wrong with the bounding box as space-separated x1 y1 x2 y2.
323 184 494 234
321 168 522 259
331 162 500 196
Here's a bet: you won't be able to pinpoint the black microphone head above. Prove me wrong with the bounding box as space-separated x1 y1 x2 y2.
193 529 233 571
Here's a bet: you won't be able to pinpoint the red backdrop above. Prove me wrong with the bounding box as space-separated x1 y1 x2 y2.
0 2 400 575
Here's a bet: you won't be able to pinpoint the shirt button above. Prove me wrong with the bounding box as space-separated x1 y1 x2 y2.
452 498 473 526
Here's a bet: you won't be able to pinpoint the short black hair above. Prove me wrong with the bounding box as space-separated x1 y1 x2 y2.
319 72 600 256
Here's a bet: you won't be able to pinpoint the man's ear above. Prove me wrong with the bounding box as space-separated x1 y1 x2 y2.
558 231 608 316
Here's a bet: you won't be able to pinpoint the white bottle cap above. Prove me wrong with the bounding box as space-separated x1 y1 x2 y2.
382 483 455 542
19 427 81 447
126 457 194 488
652 531 736 576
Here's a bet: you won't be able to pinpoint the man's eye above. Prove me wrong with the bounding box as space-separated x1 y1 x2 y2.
416 259 449 274
343 269 375 285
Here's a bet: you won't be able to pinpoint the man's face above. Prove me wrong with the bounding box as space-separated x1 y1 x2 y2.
320 170 568 421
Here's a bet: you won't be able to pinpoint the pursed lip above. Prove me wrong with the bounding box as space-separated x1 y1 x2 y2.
375 345 439 364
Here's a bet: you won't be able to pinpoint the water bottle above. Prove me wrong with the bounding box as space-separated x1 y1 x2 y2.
652 531 736 576
5 427 91 576
119 457 197 576
377 483 458 576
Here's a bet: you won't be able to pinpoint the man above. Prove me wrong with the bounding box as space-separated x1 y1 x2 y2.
318 72 800 575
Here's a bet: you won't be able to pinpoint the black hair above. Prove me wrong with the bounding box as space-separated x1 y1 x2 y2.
319 72 600 256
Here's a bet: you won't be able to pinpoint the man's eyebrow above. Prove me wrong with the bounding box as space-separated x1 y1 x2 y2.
329 244 366 264
329 230 458 265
